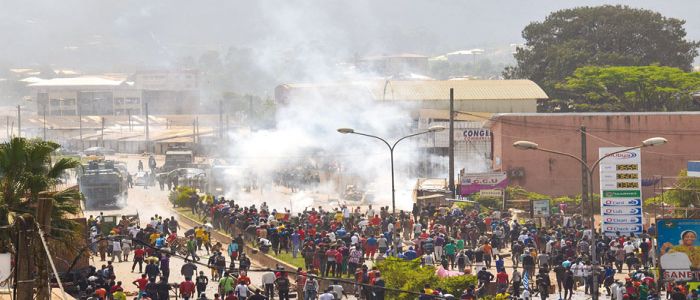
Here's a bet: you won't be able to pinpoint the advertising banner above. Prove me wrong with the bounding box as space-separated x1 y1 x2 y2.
599 147 643 236
459 172 508 195
532 199 550 217
689 161 700 177
657 219 700 281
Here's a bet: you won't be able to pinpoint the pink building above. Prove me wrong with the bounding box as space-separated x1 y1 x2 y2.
487 112 700 197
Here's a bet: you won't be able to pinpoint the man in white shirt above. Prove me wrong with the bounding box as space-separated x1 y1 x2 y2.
571 261 584 289
366 205 375 219
234 282 251 299
351 233 359 246
318 288 335 300
261 271 276 299
623 241 636 255
329 281 345 300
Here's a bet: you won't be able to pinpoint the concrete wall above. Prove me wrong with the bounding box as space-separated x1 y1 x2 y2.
490 113 700 197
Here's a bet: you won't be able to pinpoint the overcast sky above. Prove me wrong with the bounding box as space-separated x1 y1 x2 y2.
1 0 699 70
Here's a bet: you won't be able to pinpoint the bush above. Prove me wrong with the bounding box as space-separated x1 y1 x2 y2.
169 186 197 207
375 257 477 299
434 274 478 296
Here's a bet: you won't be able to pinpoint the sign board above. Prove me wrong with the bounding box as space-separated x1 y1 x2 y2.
0 253 10 282
657 219 700 281
689 161 700 177
479 189 503 198
463 129 491 142
532 199 550 217
599 147 642 237
459 172 508 195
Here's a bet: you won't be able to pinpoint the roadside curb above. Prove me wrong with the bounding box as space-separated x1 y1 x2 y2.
171 208 299 274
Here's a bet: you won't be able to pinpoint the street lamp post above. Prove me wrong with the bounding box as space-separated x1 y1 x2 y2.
338 125 446 214
513 136 667 300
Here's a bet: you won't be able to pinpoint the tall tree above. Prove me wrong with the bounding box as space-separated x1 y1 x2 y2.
0 138 81 244
504 5 699 112
556 66 700 112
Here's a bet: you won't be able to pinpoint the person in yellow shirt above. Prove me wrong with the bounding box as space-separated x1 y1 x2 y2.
202 231 211 255
494 291 510 300
334 211 343 222
195 227 206 250
149 232 160 245
112 288 127 300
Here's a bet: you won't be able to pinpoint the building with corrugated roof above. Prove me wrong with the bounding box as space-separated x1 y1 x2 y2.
275 79 547 113
27 70 200 116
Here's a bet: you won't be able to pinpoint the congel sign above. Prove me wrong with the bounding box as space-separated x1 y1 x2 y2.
463 129 491 142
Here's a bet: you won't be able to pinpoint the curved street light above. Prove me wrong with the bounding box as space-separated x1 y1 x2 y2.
337 125 446 214
512 136 668 300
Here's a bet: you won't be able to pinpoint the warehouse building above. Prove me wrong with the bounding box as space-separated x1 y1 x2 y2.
487 112 700 197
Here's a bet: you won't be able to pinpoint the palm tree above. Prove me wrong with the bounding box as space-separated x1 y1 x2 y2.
0 137 82 247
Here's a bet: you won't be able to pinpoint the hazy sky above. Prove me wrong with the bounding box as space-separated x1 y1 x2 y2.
1 0 699 70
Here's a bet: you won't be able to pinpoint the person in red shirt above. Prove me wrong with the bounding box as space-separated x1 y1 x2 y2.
237 270 251 286
133 274 149 292
94 287 107 300
110 281 124 294
495 270 509 293
179 277 196 300
132 246 146 273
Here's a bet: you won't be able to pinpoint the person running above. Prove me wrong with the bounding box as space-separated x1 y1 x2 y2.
196 271 209 299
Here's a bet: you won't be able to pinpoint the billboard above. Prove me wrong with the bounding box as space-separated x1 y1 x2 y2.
599 147 643 236
657 219 700 281
532 199 550 217
459 172 508 195
689 161 700 177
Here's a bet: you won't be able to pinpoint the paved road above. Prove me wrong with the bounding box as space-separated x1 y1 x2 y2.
83 154 270 299
81 154 617 299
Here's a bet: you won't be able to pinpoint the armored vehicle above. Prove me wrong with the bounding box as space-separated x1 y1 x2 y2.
78 160 128 209
160 147 194 173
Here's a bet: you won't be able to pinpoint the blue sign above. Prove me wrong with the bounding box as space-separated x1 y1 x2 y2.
603 207 641 215
602 199 641 206
689 161 700 177
603 216 642 224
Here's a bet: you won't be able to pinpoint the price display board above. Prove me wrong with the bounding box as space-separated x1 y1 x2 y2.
599 147 643 236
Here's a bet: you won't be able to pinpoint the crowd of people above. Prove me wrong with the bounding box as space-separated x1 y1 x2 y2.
83 212 275 300
187 194 684 300
77 189 697 300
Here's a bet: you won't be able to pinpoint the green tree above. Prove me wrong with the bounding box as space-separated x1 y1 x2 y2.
646 169 700 217
556 66 700 111
0 138 82 243
505 5 699 112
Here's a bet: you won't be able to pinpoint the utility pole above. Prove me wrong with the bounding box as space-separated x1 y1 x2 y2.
6 116 9 139
34 197 53 300
16 214 34 300
218 100 223 139
128 110 133 131
448 88 455 198
145 102 150 153
101 117 105 147
16 105 21 138
192 117 196 145
79 106 83 150
43 104 47 140
581 126 589 218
